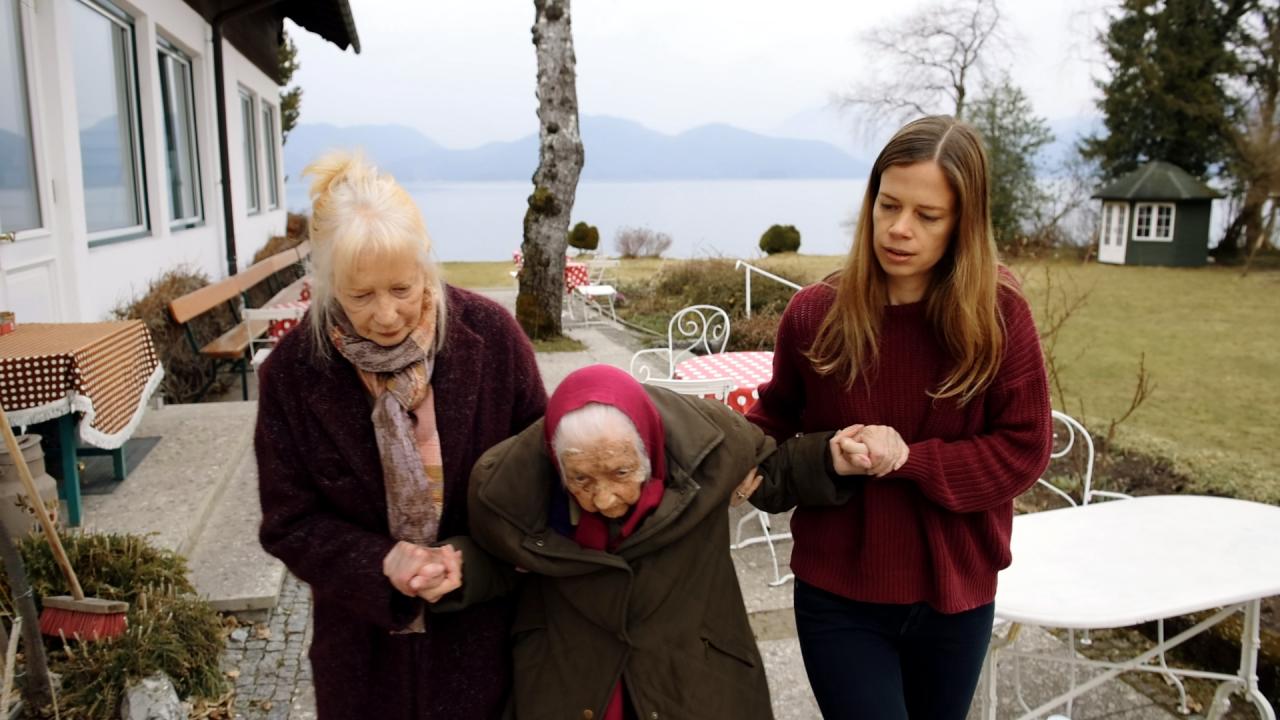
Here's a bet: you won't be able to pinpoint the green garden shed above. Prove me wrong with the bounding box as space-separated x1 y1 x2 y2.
1092 160 1223 267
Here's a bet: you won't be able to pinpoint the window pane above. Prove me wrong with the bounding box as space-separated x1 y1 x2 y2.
159 48 200 225
0 0 41 233
1156 206 1172 238
241 91 259 213
72 1 143 234
263 105 279 209
1135 205 1152 238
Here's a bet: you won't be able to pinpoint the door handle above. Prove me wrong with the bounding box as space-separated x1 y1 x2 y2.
0 232 14 244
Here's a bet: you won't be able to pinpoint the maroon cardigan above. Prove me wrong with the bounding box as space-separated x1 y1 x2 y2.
255 286 547 719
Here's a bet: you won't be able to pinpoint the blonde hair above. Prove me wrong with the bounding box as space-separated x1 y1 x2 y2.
807 115 1016 405
302 151 447 357
552 403 651 484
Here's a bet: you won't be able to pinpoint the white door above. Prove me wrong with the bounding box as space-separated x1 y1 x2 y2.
1098 202 1129 265
0 0 63 321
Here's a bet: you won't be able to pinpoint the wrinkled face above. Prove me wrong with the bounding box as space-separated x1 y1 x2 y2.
872 161 958 303
560 436 647 519
336 248 427 346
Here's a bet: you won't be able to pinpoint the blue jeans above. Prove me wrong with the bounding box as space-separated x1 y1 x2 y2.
794 580 994 720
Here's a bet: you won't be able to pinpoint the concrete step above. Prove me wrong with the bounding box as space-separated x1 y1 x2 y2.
81 401 257 555
187 447 284 613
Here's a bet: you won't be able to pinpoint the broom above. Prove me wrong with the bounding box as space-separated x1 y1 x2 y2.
0 403 128 641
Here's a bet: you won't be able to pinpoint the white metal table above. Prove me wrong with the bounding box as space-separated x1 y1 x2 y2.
989 495 1280 719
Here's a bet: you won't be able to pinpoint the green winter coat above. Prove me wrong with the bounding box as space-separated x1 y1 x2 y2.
468 386 849 720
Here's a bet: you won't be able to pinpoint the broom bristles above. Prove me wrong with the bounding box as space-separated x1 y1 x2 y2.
39 606 127 641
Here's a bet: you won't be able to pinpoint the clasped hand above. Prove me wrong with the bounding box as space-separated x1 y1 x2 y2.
382 541 464 603
830 424 909 478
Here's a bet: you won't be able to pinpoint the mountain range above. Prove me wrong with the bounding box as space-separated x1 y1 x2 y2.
283 116 870 183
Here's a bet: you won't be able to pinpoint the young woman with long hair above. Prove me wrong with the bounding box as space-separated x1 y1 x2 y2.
747 115 1053 719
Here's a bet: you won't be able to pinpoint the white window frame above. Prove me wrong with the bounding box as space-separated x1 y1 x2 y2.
261 101 280 210
0 0 53 241
77 0 150 247
1132 202 1175 242
239 87 261 215
157 37 202 229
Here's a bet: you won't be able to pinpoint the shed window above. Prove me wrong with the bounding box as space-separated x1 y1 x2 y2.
1133 203 1175 242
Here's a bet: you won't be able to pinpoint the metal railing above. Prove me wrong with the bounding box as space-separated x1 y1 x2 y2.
734 260 802 317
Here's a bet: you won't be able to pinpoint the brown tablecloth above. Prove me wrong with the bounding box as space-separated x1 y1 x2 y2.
0 321 162 448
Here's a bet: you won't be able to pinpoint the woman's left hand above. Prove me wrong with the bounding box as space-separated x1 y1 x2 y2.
731 467 763 507
852 425 910 478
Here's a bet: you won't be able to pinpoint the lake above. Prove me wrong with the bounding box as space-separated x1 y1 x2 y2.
286 179 867 262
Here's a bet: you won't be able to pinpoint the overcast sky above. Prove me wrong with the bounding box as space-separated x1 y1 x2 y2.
286 0 1113 155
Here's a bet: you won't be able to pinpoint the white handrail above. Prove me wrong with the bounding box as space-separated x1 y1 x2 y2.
734 260 802 318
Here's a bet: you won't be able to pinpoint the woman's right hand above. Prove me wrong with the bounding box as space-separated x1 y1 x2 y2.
830 425 873 475
382 541 447 597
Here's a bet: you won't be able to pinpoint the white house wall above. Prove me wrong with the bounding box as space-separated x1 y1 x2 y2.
8 0 285 322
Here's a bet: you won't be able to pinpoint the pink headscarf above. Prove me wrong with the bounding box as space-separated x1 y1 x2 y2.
543 364 666 551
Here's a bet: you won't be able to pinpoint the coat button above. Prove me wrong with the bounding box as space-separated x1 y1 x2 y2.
582 710 593 720
534 538 545 547
649 713 659 720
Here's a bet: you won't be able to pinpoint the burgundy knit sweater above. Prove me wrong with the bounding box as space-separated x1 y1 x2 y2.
748 280 1052 613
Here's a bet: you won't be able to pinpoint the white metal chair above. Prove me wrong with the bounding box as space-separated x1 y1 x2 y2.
571 258 620 325
629 304 730 380
639 376 737 404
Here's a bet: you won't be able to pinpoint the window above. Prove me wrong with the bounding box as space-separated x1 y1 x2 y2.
1133 202 1175 241
72 0 147 241
240 88 260 214
158 40 201 228
0 0 41 235
262 103 280 210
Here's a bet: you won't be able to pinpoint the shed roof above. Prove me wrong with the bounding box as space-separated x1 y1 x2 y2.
1092 160 1224 201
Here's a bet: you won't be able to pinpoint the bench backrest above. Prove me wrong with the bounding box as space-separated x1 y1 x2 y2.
294 241 311 263
169 277 242 325
235 258 278 295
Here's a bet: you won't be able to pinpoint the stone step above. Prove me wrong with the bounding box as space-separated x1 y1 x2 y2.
81 401 257 556
187 447 285 613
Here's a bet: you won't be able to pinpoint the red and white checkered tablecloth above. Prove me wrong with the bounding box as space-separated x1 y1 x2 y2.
267 300 311 340
674 351 774 414
512 253 590 294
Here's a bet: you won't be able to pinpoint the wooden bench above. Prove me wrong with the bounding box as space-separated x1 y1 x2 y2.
168 248 307 400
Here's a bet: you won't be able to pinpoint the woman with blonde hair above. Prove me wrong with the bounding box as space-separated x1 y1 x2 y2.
747 115 1053 718
255 151 546 719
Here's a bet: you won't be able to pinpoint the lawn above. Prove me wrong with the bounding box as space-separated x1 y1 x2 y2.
445 254 1279 502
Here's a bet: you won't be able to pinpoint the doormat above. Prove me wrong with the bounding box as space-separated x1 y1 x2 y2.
79 436 162 496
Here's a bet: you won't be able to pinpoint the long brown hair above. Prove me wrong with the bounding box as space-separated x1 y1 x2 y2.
807 115 1015 405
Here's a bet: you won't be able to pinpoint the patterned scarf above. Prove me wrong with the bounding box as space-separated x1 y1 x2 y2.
328 294 443 549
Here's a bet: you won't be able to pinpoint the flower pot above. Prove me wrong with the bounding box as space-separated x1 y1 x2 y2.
0 433 59 539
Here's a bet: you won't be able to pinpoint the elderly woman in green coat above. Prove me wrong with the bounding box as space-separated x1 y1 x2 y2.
466 364 866 720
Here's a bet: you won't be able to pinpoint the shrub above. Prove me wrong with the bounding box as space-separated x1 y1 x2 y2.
759 224 801 255
0 531 226 719
618 259 796 340
729 311 783 351
615 226 673 258
252 211 309 264
567 221 600 252
112 266 232 403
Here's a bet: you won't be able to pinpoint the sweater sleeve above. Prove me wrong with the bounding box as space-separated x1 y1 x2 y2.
256 363 423 632
747 295 807 441
891 292 1053 513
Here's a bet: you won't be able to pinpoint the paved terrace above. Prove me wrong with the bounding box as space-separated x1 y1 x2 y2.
80 288 1174 719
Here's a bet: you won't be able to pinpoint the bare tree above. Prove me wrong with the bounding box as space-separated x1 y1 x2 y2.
841 0 1006 126
518 0 585 339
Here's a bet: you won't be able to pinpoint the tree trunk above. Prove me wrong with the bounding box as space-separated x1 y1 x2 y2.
518 0 584 339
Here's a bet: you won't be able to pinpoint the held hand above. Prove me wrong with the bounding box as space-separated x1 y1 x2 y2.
852 425 910 478
731 467 764 507
415 544 464 604
830 425 873 475
382 541 445 597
